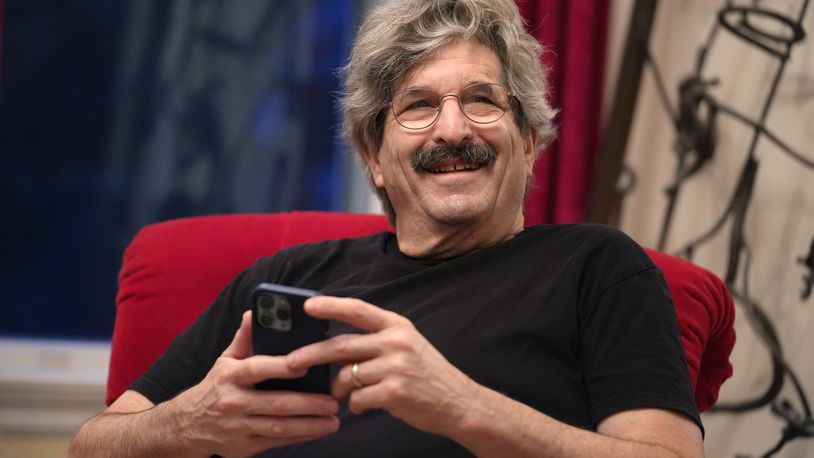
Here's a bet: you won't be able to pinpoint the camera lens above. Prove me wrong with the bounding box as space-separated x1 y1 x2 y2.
259 314 275 327
275 308 291 321
258 294 274 309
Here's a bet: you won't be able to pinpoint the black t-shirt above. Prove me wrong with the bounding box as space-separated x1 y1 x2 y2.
131 224 701 457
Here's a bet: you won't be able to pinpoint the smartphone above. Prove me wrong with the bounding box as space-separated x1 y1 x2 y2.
251 283 329 393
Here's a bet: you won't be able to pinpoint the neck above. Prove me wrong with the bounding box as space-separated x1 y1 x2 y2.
394 213 525 259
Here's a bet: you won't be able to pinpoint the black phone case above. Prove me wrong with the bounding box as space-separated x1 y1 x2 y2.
251 283 330 393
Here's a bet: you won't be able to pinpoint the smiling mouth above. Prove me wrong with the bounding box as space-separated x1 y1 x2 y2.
427 162 484 173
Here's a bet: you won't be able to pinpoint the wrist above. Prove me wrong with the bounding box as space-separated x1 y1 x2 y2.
453 383 496 437
439 378 500 442
165 387 212 458
445 384 551 458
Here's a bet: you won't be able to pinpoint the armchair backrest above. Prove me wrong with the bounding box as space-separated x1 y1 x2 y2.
108 211 735 413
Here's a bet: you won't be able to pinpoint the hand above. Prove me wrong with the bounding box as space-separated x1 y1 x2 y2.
286 297 481 437
173 311 340 458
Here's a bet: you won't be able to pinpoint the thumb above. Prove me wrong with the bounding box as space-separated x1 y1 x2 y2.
222 310 252 359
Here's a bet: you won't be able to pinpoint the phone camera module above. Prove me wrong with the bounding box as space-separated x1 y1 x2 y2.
258 294 274 310
275 308 291 321
256 293 292 331
259 314 275 328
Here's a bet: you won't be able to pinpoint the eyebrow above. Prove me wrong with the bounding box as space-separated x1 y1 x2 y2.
399 80 496 93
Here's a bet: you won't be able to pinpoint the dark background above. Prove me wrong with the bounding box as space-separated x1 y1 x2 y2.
0 0 365 340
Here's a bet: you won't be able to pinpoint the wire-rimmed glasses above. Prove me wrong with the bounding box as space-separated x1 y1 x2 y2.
390 82 513 130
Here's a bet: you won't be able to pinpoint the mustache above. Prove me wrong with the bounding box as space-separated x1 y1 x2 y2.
410 143 497 170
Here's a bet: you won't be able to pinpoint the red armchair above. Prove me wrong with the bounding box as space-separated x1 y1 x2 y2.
107 211 736 413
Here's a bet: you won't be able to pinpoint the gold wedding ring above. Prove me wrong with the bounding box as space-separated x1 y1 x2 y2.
351 363 364 389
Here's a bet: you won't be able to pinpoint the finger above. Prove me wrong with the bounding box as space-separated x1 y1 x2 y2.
246 391 340 417
347 383 389 415
331 361 386 400
286 333 381 370
222 310 253 359
233 355 309 386
305 296 405 332
250 433 336 451
245 415 340 439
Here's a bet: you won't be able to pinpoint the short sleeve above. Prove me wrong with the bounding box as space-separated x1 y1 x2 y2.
577 233 702 432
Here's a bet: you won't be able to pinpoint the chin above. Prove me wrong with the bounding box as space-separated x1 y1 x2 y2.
427 197 492 226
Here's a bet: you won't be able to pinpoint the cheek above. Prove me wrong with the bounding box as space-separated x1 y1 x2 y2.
383 134 424 171
496 131 532 191
376 142 410 186
503 126 532 172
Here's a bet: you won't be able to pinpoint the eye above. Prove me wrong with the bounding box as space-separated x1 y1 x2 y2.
394 90 438 115
468 95 497 105
462 85 500 106
405 99 434 110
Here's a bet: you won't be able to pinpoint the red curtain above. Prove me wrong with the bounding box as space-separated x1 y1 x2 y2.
518 0 610 225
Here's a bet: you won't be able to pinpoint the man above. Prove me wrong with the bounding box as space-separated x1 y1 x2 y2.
70 0 704 456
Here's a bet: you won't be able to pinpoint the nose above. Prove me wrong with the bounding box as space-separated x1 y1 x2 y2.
431 95 473 147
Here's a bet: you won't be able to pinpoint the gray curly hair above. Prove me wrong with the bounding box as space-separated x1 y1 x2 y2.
340 0 557 222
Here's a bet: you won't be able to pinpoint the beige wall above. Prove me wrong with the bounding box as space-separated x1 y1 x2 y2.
609 1 814 457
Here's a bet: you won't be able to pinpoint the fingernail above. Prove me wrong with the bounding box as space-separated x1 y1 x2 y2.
304 298 317 311
327 416 341 432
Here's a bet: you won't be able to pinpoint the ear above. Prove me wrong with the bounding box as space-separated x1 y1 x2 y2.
524 129 538 176
360 142 385 188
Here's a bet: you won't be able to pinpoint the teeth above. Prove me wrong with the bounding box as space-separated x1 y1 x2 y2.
429 163 482 173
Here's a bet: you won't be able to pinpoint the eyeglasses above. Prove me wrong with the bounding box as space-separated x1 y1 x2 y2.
390 82 513 130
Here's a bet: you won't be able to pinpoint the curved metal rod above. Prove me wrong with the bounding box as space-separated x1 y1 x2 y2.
718 6 805 58
710 248 786 412
715 103 814 170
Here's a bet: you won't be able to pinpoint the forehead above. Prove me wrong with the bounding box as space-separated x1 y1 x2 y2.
397 40 504 92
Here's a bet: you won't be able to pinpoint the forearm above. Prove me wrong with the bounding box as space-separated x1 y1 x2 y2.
68 401 203 458
446 384 697 458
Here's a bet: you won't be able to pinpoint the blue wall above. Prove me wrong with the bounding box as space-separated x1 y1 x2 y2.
0 0 365 339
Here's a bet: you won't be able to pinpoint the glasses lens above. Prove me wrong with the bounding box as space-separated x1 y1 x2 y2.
460 83 508 123
393 89 439 129
391 83 510 129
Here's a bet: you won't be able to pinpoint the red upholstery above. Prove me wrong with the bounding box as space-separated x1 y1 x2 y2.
108 211 735 413
646 249 735 412
108 212 392 406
